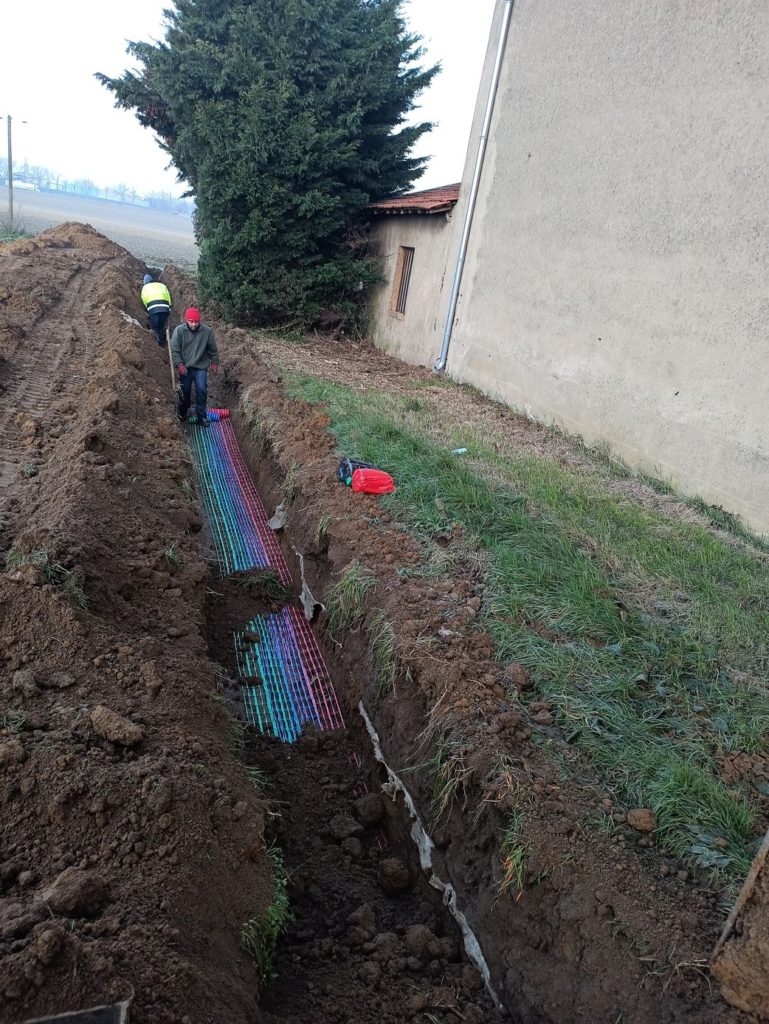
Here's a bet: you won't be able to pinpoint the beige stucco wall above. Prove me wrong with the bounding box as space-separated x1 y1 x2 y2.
425 0 769 532
367 215 453 367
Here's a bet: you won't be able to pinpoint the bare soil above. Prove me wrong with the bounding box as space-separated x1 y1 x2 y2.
0 226 270 1023
0 226 763 1024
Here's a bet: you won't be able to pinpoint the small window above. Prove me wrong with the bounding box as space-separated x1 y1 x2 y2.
390 246 415 317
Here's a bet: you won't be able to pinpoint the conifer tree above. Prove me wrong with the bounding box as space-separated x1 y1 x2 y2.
98 0 437 326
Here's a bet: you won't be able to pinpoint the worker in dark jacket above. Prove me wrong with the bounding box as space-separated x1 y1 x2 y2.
170 307 220 427
140 274 172 345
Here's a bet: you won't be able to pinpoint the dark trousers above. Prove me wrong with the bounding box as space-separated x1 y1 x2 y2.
148 311 169 345
178 367 208 421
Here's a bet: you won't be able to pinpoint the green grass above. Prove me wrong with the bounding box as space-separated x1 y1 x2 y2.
5 548 87 608
232 569 291 605
0 223 32 243
369 609 397 694
281 461 299 505
241 843 292 983
497 812 528 902
684 495 769 553
325 560 375 632
286 374 769 881
425 732 473 826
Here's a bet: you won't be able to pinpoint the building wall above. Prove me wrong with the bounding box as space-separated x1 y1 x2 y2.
432 0 769 531
367 215 454 368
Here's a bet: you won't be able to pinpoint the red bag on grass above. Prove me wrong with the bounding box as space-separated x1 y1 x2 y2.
351 468 395 495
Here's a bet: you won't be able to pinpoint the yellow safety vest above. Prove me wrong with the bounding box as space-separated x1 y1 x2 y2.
141 282 172 309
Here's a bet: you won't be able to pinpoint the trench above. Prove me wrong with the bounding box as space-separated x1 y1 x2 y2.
188 405 505 1024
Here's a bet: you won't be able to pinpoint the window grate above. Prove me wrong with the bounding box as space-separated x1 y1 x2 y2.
391 246 415 316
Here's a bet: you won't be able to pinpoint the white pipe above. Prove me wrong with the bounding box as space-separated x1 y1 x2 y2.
358 701 504 1012
434 0 514 373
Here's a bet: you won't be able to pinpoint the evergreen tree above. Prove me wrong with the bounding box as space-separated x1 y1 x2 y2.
98 0 437 326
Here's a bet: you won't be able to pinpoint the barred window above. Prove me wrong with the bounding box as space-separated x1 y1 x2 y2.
390 246 415 317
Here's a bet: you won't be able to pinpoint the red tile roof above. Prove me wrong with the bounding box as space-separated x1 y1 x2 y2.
369 183 460 215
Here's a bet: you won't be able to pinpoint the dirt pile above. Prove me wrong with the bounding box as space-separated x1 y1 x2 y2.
0 226 272 1023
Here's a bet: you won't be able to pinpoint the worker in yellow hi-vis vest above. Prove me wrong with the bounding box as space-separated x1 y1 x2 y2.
140 274 172 346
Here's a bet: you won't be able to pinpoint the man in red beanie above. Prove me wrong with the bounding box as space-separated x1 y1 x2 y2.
170 307 220 427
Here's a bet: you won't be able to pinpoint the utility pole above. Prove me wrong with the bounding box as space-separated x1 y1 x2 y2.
6 114 13 231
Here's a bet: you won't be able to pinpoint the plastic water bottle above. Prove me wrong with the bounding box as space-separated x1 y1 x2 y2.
452 447 468 455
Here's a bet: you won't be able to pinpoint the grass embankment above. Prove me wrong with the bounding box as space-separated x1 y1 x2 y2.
287 374 769 884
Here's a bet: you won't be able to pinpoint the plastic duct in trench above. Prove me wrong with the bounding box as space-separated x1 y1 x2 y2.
188 416 291 579
234 606 344 740
188 410 344 741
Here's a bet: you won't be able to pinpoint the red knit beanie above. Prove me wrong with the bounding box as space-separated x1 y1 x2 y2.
185 307 201 322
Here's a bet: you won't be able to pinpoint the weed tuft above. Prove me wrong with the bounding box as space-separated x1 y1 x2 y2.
241 843 292 982
369 610 396 694
241 389 277 459
163 544 183 567
213 692 247 759
427 733 473 826
684 496 769 552
247 765 269 798
0 710 26 734
315 513 332 548
232 569 291 605
325 560 375 632
0 221 32 243
4 548 87 608
281 462 299 505
497 812 528 902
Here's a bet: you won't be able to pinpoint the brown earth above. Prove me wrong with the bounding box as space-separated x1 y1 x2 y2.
0 225 764 1024
0 225 272 1023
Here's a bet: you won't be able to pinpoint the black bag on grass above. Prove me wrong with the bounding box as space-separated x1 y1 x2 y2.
338 457 377 487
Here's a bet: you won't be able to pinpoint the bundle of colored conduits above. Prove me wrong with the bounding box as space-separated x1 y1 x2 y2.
235 606 344 741
188 414 291 580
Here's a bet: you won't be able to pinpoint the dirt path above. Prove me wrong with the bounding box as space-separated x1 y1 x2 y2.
0 227 128 535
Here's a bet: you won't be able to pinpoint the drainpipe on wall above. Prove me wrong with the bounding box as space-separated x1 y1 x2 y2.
433 0 514 373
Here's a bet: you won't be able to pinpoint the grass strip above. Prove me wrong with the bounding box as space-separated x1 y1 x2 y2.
287 374 769 881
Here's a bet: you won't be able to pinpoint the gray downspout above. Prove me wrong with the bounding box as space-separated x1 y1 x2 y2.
434 0 514 373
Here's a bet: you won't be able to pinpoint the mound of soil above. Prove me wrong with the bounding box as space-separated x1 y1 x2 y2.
0 226 272 1023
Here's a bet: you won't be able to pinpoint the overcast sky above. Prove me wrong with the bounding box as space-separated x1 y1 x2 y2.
0 0 494 196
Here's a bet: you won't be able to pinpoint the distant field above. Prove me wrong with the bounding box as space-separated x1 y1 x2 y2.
0 187 198 270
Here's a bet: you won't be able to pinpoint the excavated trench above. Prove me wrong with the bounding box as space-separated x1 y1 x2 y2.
191 404 504 1024
1 230 758 1024
187 352 750 1024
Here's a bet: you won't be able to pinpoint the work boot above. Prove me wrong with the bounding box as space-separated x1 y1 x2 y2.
197 416 210 428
